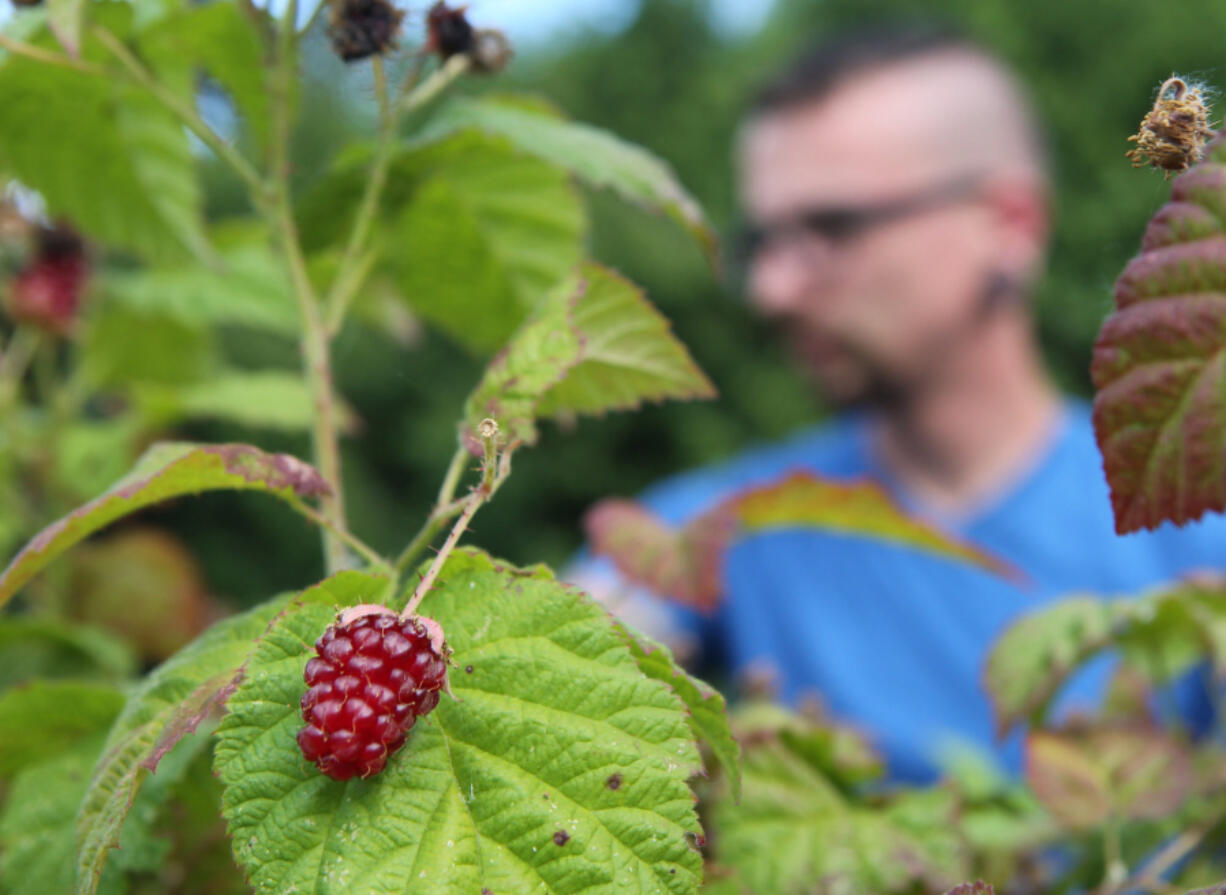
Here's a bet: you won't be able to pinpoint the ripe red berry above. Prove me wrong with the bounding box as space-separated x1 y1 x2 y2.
297 606 449 780
6 225 88 334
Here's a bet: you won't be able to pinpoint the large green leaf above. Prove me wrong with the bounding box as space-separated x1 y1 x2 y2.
536 263 715 416
390 135 586 351
73 574 382 895
133 370 344 432
98 242 299 336
140 0 271 148
0 442 329 608
421 96 717 263
0 680 125 777
0 13 208 261
710 721 964 894
215 549 706 895
615 620 740 800
1092 139 1226 532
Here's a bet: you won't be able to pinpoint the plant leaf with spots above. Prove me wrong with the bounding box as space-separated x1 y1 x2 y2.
215 548 707 895
0 442 329 608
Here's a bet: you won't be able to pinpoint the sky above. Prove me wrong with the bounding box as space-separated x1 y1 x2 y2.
0 0 780 46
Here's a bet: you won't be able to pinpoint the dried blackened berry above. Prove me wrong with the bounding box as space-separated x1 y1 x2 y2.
298 607 450 780
470 28 512 74
426 2 474 59
327 0 404 63
10 0 42 8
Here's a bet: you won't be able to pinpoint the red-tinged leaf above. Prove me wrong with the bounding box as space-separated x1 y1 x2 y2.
944 883 996 895
585 498 737 612
1025 725 1193 830
1093 139 1226 533
586 473 1013 610
731 473 1016 578
0 442 329 608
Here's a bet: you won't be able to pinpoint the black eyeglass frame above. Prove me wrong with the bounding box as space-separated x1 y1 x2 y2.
733 175 984 263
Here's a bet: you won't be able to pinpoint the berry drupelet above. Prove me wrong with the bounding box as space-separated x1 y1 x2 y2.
298 608 449 780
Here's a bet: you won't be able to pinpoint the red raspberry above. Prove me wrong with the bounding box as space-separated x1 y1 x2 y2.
297 607 449 781
6 225 88 334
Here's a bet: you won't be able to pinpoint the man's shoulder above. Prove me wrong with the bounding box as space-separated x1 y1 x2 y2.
639 416 868 525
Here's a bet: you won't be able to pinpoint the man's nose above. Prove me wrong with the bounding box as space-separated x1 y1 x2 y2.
747 247 822 317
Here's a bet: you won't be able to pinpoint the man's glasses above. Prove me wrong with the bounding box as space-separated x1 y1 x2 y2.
734 176 982 264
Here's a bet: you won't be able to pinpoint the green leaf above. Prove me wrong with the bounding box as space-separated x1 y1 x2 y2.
216 549 706 895
984 597 1112 735
0 616 136 690
97 242 299 336
616 620 741 800
74 574 382 895
1092 144 1226 533
536 263 716 416
133 371 346 433
390 134 586 352
0 442 329 609
140 0 271 148
463 276 584 447
0 16 208 261
422 96 717 263
81 305 220 388
0 680 125 777
711 726 964 894
46 0 85 55
0 734 119 895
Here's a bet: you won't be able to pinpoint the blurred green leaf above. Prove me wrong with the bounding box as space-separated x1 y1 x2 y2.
133 370 348 433
0 616 136 691
422 95 717 263
82 305 219 388
0 680 124 777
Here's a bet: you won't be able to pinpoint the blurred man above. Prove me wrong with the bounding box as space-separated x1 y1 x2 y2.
570 24 1225 782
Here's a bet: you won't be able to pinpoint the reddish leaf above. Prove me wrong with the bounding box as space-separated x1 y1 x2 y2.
944 883 996 895
584 499 736 612
1093 139 1226 533
1025 725 1192 830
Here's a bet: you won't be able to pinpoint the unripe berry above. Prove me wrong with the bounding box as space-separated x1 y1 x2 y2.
298 606 450 780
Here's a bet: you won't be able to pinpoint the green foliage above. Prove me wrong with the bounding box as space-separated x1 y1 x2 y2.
0 679 125 776
216 552 705 894
0 616 136 690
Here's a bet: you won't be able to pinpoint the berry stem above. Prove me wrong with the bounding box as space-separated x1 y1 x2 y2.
392 445 471 577
402 489 482 618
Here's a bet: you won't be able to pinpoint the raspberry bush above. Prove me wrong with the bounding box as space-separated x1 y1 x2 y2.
1 2 1225 893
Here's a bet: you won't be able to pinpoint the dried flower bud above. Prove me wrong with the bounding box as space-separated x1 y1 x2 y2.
1127 76 1217 178
470 28 512 74
327 0 404 63
425 2 474 59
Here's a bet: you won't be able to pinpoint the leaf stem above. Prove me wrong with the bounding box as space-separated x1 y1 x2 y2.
400 421 507 614
1102 822 1215 895
269 0 350 574
286 496 391 574
0 34 103 74
322 51 459 334
91 25 265 200
393 445 471 576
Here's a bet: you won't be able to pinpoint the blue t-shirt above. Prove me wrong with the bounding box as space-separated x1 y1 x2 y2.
589 402 1225 783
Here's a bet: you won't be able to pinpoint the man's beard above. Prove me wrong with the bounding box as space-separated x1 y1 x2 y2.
787 328 916 413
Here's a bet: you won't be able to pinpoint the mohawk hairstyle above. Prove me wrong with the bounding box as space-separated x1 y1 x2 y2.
751 21 979 114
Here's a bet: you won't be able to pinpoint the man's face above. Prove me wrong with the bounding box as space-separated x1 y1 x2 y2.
737 64 1005 408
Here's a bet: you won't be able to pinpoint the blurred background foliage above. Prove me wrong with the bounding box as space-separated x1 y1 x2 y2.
27 0 1226 607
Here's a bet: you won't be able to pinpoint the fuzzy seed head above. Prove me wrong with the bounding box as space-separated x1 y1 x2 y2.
1127 76 1217 178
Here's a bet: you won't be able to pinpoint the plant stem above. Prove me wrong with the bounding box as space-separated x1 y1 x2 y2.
322 51 446 334
0 34 103 74
399 423 506 611
393 445 471 576
91 26 266 200
400 53 470 117
1103 822 1214 895
286 496 391 574
0 326 40 411
269 0 349 574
